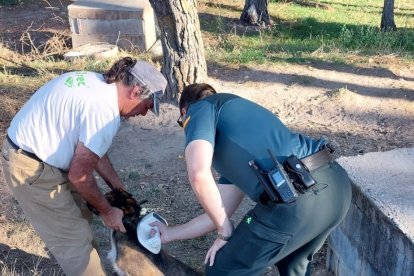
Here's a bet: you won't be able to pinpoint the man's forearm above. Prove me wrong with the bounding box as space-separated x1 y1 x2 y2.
71 173 112 215
166 184 244 242
168 213 216 241
190 174 232 236
95 154 125 190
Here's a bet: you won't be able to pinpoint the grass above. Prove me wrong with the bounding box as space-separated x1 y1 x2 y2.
200 0 414 65
0 219 62 275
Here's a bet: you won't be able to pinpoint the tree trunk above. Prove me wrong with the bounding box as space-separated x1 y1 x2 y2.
381 0 397 31
240 0 273 26
148 0 207 102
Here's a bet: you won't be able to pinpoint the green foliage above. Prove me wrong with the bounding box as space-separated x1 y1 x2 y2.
338 25 414 54
201 0 414 65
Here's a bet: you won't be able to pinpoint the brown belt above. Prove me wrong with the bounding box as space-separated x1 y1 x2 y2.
6 135 43 163
260 146 334 204
300 146 334 171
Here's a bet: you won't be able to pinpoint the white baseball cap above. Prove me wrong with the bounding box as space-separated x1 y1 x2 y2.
130 61 167 116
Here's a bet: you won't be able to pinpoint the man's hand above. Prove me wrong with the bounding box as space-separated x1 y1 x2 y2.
205 238 228 266
101 207 126 232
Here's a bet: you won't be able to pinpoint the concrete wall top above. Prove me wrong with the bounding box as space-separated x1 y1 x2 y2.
337 148 414 242
68 0 152 20
71 0 150 10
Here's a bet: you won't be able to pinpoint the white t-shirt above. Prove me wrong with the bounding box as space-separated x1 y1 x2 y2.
7 71 120 170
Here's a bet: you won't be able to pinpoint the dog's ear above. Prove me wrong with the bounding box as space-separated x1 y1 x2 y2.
105 189 133 206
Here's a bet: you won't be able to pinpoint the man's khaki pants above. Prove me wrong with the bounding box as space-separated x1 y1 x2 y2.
1 138 106 276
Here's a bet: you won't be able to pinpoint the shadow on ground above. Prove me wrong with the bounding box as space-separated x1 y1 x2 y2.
0 243 62 275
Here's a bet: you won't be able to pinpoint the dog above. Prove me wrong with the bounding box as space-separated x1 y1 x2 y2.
103 189 202 276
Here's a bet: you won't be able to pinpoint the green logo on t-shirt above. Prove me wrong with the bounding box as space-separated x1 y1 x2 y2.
64 72 87 88
65 77 74 88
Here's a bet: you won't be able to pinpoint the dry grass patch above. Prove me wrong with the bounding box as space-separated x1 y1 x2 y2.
0 221 62 276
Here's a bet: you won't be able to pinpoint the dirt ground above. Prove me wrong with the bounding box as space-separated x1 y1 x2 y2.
0 1 414 275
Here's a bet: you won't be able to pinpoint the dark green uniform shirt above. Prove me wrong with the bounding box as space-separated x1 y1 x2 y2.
184 93 325 202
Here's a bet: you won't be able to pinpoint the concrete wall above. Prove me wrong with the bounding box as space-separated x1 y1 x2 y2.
328 148 414 276
68 0 157 51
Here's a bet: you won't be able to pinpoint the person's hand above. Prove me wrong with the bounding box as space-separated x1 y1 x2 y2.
114 183 126 191
205 238 228 266
150 221 171 243
101 207 126 232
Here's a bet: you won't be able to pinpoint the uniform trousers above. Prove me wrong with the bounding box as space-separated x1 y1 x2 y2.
206 161 352 276
1 138 106 276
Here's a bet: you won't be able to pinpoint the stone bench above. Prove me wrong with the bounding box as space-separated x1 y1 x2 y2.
68 0 157 51
327 148 414 275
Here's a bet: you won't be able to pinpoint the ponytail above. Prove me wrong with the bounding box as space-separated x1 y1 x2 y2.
103 57 137 86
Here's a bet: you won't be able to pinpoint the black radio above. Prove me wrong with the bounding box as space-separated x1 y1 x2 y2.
249 151 299 204
249 160 280 202
267 149 298 203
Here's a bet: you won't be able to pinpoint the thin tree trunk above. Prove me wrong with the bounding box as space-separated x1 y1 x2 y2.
240 0 273 26
381 0 397 31
148 0 207 102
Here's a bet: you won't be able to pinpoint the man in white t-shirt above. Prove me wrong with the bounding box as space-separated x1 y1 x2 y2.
1 57 167 276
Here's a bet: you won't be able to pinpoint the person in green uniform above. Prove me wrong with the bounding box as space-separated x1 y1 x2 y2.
153 83 352 276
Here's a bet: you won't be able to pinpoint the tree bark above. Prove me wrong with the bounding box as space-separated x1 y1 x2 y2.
381 0 397 31
148 0 207 102
240 0 273 26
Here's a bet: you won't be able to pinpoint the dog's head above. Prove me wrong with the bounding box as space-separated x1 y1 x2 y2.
104 189 145 217
105 189 148 239
88 189 147 240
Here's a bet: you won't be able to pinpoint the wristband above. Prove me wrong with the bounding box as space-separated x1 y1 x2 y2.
217 221 234 241
217 232 232 241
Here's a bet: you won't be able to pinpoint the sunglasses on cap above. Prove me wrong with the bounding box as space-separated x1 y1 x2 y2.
150 90 163 116
177 114 184 128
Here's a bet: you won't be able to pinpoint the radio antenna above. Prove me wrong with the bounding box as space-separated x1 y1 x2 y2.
267 149 279 166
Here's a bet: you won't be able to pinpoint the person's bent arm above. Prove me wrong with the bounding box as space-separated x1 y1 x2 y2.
156 184 245 243
185 139 233 237
68 142 126 232
95 154 125 190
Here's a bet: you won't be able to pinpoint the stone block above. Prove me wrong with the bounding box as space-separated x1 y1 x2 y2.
71 19 144 35
328 148 414 276
68 0 147 20
68 0 157 51
71 34 148 52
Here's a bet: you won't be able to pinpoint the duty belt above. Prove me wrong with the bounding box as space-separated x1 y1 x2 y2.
6 135 43 163
259 145 334 204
